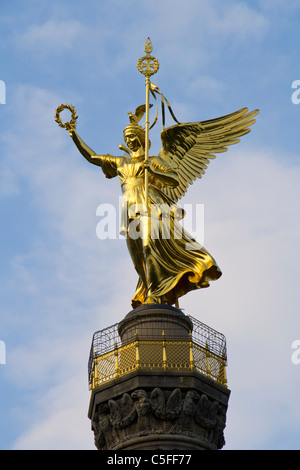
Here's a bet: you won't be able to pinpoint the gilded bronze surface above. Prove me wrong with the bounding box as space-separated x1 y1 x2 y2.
55 39 259 309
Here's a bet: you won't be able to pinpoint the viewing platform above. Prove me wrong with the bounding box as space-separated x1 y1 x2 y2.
88 306 227 390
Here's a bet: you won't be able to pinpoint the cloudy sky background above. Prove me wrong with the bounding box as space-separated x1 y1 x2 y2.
0 0 300 450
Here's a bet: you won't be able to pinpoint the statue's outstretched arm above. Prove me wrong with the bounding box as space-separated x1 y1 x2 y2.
69 129 106 166
69 129 123 178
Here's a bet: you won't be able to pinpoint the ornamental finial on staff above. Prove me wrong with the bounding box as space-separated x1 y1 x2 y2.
144 37 153 54
137 37 159 77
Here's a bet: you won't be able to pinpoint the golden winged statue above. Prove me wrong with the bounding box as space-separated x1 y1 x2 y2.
58 104 258 309
56 39 258 309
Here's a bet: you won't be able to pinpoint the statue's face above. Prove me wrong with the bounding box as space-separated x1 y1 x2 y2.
124 133 142 152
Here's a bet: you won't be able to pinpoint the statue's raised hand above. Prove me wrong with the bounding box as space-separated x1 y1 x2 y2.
55 104 78 136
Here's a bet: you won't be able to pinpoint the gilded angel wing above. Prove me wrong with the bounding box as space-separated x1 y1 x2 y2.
158 107 259 202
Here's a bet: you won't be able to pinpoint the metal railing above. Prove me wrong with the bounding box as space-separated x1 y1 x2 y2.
88 316 227 389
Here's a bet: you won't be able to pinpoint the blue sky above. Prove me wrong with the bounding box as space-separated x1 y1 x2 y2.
1 0 300 450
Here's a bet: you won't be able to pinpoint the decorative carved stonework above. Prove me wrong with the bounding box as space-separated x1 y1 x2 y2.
92 387 227 450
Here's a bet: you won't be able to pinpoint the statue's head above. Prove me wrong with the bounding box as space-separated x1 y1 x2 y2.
123 124 151 152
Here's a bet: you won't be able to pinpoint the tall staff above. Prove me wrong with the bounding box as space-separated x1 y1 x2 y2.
137 38 159 215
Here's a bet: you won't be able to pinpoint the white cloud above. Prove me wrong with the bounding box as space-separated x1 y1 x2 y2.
0 164 20 197
145 0 268 40
208 2 269 39
186 75 228 103
15 20 85 51
11 376 94 450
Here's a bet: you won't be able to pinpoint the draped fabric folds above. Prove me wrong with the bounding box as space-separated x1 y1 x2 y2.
116 157 222 308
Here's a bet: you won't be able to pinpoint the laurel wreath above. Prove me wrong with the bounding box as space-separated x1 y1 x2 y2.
55 104 78 130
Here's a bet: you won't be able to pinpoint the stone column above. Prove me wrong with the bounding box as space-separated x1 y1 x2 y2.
88 305 230 450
